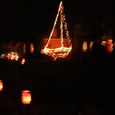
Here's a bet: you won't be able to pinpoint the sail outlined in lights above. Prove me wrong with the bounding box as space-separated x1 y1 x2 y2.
41 1 72 60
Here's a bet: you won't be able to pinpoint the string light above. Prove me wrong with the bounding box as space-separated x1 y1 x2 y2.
7 52 19 61
41 1 72 60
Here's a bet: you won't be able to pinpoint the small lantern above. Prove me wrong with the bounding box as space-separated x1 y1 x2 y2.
0 80 3 91
21 90 32 104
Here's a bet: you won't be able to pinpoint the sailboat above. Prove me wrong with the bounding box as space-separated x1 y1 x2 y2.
41 1 72 60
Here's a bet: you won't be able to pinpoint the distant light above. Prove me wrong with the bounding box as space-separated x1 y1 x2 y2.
89 41 94 50
101 40 106 46
23 44 26 54
114 43 115 47
21 90 32 104
0 80 3 91
106 39 113 53
107 39 113 43
82 41 88 52
30 43 34 53
0 54 5 58
21 58 25 65
7 52 19 61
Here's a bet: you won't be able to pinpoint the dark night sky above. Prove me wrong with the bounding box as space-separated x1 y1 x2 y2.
0 0 115 42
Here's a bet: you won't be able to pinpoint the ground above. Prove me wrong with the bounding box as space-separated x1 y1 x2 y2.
0 53 115 115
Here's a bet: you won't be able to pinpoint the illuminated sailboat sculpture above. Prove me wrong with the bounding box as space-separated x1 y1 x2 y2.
41 1 72 60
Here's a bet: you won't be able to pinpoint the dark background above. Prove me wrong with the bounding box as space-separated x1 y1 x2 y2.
1 1 115 114
0 0 115 42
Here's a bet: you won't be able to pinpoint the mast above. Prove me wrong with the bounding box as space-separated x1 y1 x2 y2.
45 1 63 49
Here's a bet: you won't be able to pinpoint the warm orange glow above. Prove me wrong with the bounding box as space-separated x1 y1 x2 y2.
21 90 32 104
82 41 88 52
30 43 34 53
7 52 19 61
23 44 26 53
114 43 115 47
41 46 72 60
107 39 113 43
89 41 94 50
101 40 106 45
106 39 113 53
21 58 25 65
0 80 3 91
